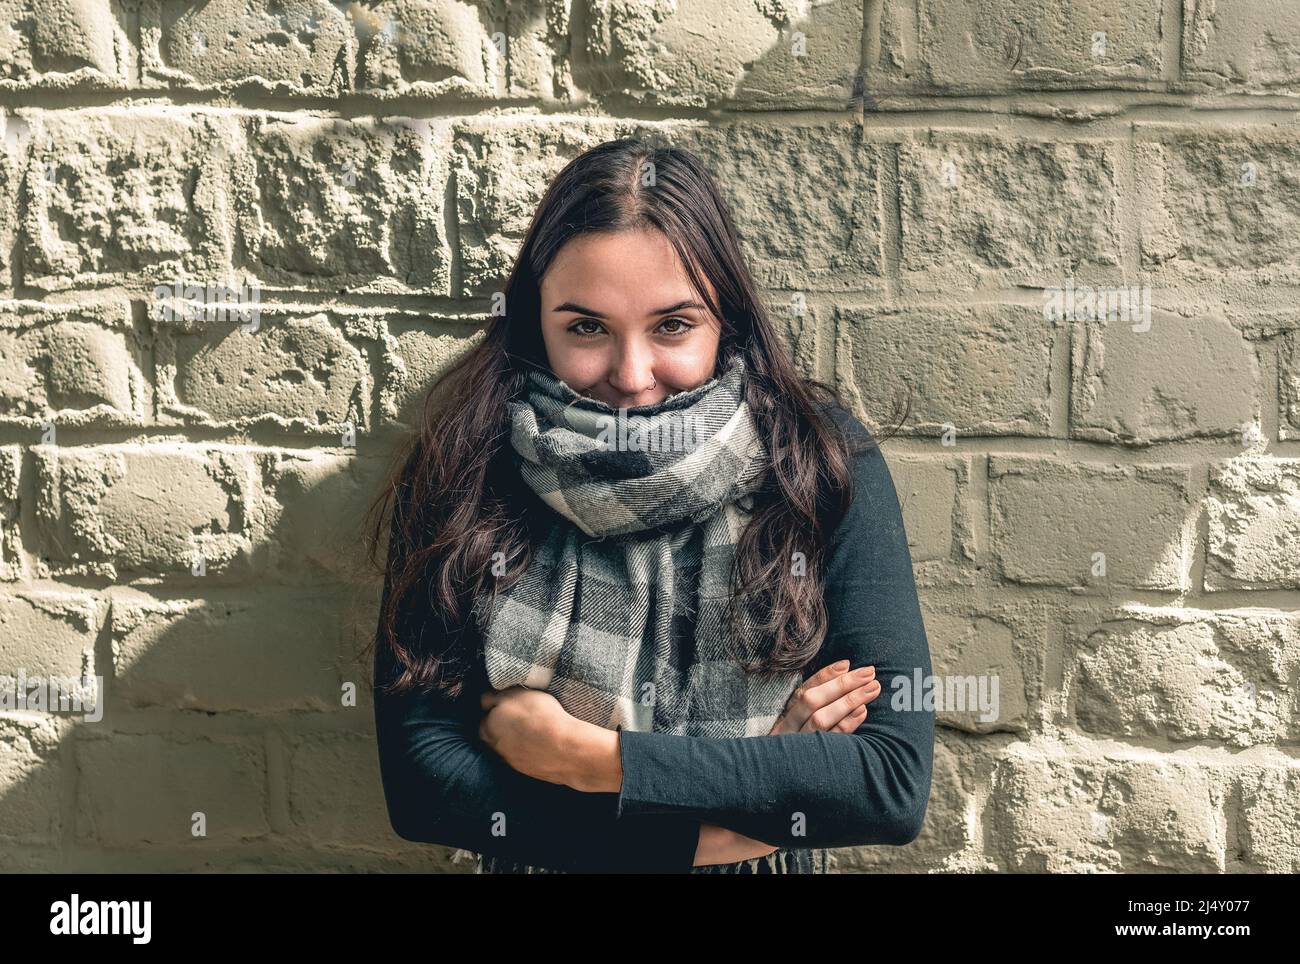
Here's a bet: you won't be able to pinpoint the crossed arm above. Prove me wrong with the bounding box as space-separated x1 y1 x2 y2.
372 436 934 872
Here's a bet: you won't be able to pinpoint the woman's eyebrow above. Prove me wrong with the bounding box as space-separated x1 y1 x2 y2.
552 299 707 318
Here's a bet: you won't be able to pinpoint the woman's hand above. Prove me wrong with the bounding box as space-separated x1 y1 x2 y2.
768 660 879 735
478 685 580 786
695 661 880 866
695 823 785 866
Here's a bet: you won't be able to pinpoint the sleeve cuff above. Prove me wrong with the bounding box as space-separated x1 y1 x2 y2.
615 727 649 818
616 727 696 817
611 731 700 872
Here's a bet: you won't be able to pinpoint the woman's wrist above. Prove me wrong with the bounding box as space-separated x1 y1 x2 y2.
694 823 734 866
557 720 780 865
561 717 623 793
695 823 779 866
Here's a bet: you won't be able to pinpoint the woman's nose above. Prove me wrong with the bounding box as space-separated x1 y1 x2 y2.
607 353 654 397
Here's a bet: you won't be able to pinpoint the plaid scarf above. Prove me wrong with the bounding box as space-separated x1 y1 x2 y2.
472 353 805 738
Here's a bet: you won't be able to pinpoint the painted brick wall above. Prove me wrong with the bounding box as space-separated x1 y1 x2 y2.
0 0 1297 872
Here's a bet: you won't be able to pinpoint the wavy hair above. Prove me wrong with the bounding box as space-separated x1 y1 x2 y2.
361 137 907 699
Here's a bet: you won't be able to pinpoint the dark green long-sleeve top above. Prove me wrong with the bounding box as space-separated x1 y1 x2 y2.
372 405 934 872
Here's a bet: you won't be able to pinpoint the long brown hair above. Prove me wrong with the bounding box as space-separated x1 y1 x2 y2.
361 137 907 699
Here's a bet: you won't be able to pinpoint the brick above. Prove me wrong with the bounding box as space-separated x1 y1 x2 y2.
143 0 352 95
1237 763 1300 872
990 751 1225 871
990 456 1195 590
579 0 863 108
354 0 504 98
235 114 449 294
835 304 1053 437
1070 308 1260 444
0 299 145 427
1067 606 1300 746
21 109 240 292
889 457 961 563
4 0 1298 875
871 0 1164 94
496 1 573 101
920 605 1029 732
898 133 1122 290
108 586 347 712
155 307 369 433
378 312 482 429
75 732 269 845
286 732 396 845
31 443 257 580
1136 127 1300 285
1205 456 1300 590
0 721 63 844
253 450 390 579
0 589 98 683
0 0 132 89
1182 0 1300 95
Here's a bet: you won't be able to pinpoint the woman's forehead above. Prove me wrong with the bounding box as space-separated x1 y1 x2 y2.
542 232 716 314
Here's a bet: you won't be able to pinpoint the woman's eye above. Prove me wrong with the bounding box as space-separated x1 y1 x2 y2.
570 320 604 337
659 317 694 335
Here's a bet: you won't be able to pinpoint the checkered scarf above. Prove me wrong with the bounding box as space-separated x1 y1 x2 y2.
472 353 805 737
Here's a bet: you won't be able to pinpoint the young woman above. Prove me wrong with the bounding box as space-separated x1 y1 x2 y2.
366 138 934 873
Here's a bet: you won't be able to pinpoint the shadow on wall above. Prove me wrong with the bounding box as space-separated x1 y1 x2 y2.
0 380 445 870
0 0 875 872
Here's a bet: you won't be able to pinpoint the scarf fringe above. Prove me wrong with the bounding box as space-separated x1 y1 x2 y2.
471 848 834 874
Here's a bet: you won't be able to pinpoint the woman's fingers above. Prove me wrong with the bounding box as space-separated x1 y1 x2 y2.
802 665 875 715
805 660 852 688
799 674 881 733
778 660 852 731
833 703 869 733
771 662 881 735
803 680 879 733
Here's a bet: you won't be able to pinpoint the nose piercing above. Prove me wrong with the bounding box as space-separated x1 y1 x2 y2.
648 373 657 390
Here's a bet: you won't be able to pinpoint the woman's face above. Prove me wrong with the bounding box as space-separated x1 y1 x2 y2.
538 228 722 409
